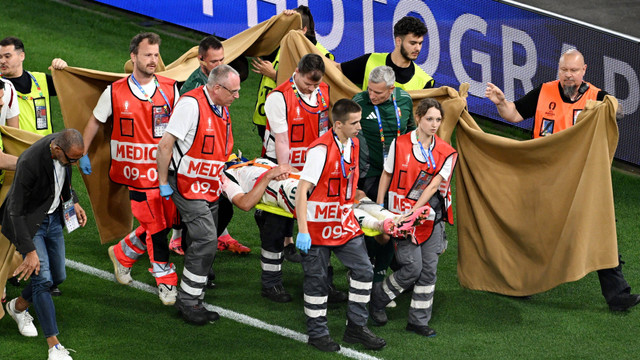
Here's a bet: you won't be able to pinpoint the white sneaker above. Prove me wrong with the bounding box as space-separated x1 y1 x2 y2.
108 245 133 285
48 344 74 360
158 284 177 305
6 298 38 337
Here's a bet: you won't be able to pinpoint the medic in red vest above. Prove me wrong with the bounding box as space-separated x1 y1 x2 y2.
378 98 457 244
174 86 233 202
263 54 330 171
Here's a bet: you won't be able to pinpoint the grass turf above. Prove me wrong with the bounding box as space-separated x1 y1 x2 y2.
1 1 640 359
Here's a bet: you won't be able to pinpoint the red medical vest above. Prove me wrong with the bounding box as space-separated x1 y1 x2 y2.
175 86 233 202
305 131 363 246
388 133 457 244
110 75 176 189
265 79 330 170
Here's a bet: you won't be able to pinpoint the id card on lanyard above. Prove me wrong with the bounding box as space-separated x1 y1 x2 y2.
33 97 48 130
407 170 432 201
63 199 80 233
153 105 170 137
318 110 329 136
345 165 355 200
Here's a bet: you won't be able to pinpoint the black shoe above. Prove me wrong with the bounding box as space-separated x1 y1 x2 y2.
283 244 302 263
369 306 388 326
308 335 340 352
406 323 436 337
261 284 292 303
50 286 62 296
609 294 640 311
343 322 386 350
203 306 220 322
328 285 348 304
175 301 210 325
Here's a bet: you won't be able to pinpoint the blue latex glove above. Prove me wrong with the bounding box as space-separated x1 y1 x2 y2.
296 232 311 254
159 184 173 200
79 154 92 175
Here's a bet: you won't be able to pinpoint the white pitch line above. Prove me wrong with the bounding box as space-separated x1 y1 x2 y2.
65 259 383 360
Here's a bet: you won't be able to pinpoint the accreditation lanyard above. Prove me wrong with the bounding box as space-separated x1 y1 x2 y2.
373 93 401 161
332 130 354 179
211 104 232 157
12 72 44 100
417 136 436 170
130 74 172 114
289 77 327 114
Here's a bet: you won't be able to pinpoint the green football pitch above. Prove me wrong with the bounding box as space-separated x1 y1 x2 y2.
1 1 640 359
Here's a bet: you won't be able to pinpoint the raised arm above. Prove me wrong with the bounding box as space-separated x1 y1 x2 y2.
485 82 524 123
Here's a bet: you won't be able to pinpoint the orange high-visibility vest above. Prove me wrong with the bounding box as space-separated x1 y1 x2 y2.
533 80 600 138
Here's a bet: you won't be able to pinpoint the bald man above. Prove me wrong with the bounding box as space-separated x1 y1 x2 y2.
485 49 639 312
485 49 608 138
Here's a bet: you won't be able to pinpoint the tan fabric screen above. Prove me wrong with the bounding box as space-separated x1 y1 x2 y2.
456 96 620 296
51 13 302 244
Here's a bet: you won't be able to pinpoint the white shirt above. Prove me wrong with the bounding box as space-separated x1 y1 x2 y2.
0 79 20 126
48 159 66 214
92 77 179 123
263 73 320 160
383 130 453 181
300 137 354 186
221 158 277 201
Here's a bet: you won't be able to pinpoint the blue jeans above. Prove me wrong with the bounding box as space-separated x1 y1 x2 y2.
21 212 66 338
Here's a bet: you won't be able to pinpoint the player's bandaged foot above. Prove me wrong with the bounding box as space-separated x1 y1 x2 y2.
169 237 184 256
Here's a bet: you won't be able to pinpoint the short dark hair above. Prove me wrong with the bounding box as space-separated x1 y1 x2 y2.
54 129 84 152
0 37 25 52
415 98 443 120
297 53 325 81
332 99 361 124
129 32 161 54
295 5 316 42
393 16 427 38
198 35 223 56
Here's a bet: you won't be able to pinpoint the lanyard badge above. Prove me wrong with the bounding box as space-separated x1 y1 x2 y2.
373 92 402 161
130 74 172 114
63 199 80 233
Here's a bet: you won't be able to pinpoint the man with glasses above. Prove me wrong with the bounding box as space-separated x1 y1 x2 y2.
2 129 87 360
176 35 251 259
156 64 239 325
80 32 181 306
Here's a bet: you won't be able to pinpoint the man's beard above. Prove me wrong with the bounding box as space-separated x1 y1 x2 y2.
562 84 577 99
400 45 416 62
